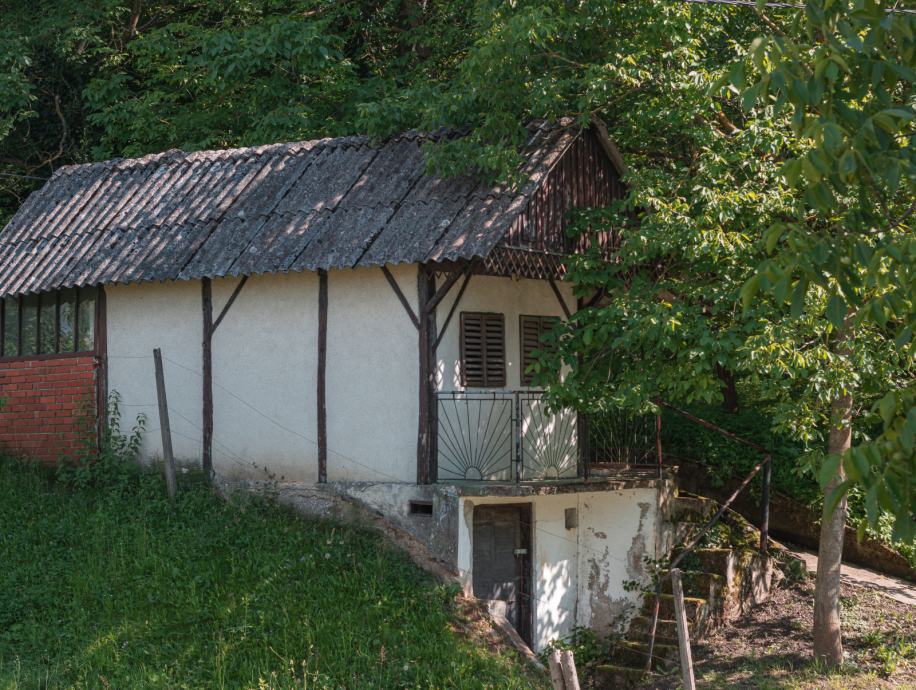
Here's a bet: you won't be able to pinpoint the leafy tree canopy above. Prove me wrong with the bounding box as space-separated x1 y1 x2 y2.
0 0 469 222
0 1 912 542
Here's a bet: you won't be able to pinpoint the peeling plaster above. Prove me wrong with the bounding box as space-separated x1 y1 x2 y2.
626 501 652 580
586 543 630 636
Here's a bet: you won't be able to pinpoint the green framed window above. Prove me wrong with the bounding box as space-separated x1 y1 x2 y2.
0 287 97 359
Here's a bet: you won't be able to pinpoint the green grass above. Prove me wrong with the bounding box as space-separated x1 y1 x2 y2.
0 458 543 689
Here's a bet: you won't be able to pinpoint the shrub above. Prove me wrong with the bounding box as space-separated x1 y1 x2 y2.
56 390 146 493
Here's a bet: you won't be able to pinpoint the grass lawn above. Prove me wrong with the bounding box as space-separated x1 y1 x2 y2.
0 457 543 689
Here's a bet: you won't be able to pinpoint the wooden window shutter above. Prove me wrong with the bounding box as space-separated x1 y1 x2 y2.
460 312 505 387
520 315 559 386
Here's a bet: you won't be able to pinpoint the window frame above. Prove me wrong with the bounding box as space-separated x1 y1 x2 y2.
459 311 506 388
0 287 97 361
519 314 560 387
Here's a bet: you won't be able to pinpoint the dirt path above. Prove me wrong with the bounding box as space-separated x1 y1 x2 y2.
789 547 916 607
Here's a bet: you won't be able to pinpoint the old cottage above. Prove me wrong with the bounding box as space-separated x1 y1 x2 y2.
0 121 673 651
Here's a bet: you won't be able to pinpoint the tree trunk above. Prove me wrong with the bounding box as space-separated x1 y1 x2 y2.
716 364 739 414
813 320 853 667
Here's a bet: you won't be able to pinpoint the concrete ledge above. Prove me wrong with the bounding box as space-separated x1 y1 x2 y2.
443 475 673 497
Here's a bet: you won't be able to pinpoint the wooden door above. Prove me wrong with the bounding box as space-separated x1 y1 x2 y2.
472 504 532 644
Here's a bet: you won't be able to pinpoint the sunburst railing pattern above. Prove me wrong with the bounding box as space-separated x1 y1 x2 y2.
436 392 515 481
519 394 578 480
436 390 579 482
435 391 662 483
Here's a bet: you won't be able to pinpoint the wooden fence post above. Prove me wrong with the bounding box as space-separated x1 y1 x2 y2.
201 277 214 484
153 348 177 499
559 650 580 690
548 650 565 690
671 568 697 690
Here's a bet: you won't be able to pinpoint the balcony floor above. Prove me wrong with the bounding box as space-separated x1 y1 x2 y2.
437 465 676 497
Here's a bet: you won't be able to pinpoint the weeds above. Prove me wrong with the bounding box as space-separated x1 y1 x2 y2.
55 390 146 493
540 627 609 669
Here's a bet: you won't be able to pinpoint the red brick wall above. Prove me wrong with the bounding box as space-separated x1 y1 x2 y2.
0 356 98 464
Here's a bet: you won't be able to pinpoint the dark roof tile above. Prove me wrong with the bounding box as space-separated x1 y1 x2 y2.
0 124 579 297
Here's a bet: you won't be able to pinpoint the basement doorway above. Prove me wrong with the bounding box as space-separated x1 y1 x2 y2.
472 504 533 645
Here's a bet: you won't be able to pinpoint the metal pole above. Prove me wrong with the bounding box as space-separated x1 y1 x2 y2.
515 392 522 484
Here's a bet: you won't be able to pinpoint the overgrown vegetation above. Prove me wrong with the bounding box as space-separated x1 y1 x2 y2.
0 448 541 689
660 395 916 568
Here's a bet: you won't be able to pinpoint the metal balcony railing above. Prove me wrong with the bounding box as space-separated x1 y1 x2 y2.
434 391 661 483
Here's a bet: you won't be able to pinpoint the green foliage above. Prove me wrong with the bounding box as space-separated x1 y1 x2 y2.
56 390 146 493
0 457 541 689
661 400 817 501
539 626 607 670
0 0 471 224
733 0 915 542
416 0 913 543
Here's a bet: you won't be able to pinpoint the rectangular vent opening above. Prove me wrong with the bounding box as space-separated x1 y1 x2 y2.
409 500 433 516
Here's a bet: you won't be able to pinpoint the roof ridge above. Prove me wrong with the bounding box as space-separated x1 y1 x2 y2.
50 134 376 178
48 123 560 179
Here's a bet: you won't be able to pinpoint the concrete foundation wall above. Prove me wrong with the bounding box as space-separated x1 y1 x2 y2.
456 487 661 652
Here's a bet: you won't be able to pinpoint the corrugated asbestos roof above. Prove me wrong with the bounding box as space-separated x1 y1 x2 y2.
0 123 578 297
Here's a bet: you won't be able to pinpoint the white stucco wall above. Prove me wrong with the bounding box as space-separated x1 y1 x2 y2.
325 264 418 482
435 275 575 391
107 280 204 462
106 268 577 485
209 272 319 481
106 265 420 483
456 488 659 652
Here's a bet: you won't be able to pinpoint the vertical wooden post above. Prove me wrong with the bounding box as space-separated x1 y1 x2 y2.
95 286 108 452
760 454 772 555
416 265 432 484
548 650 565 690
671 568 697 690
575 296 588 480
153 348 177 498
201 277 214 483
559 650 580 690
426 270 438 483
317 270 328 483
